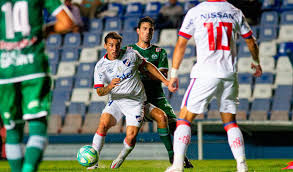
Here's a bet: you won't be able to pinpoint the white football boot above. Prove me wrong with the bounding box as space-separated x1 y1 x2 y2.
165 165 184 172
237 158 248 172
110 158 125 169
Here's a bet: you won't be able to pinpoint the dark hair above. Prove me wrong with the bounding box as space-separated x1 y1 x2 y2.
137 16 154 29
104 32 123 44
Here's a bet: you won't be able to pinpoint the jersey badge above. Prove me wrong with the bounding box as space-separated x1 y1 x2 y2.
155 48 161 52
123 58 131 67
151 54 158 59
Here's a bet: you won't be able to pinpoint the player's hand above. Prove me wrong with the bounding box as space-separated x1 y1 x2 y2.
251 63 262 77
168 77 179 92
109 78 120 89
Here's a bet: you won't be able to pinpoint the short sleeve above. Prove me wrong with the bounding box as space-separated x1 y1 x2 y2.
94 64 105 89
178 10 195 40
133 50 146 67
158 49 168 70
44 0 63 16
238 11 253 39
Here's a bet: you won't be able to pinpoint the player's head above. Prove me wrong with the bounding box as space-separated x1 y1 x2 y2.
104 32 122 59
137 16 154 44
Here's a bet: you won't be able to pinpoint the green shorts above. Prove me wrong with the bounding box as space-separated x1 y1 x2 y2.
0 77 51 130
148 98 177 124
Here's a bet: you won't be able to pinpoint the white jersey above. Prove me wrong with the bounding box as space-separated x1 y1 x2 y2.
94 49 147 101
179 0 252 79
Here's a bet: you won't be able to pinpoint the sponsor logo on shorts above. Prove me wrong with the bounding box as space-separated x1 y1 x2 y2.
136 115 143 123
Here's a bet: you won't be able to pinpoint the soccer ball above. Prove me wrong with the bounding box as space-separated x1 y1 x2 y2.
77 145 98 167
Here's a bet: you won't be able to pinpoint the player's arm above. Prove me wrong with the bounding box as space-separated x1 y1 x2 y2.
143 62 169 86
96 78 120 96
245 36 262 77
54 9 75 33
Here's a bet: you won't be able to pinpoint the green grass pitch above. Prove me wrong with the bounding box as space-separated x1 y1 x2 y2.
0 159 291 171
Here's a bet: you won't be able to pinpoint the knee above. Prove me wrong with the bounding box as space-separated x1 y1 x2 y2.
153 110 168 124
98 121 112 133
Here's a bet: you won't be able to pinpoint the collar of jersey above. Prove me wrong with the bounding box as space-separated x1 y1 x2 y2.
207 0 226 2
135 43 153 50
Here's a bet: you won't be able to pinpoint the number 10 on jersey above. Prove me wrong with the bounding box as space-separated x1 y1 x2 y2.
204 22 232 51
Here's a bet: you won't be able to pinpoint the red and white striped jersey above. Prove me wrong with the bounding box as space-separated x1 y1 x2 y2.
179 0 252 79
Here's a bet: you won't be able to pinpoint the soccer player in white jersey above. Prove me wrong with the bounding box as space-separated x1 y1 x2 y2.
166 0 262 172
88 32 170 169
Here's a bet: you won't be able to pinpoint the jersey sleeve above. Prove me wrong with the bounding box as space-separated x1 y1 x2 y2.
44 0 63 16
178 10 195 40
133 50 146 67
237 11 253 39
158 49 169 70
94 64 105 89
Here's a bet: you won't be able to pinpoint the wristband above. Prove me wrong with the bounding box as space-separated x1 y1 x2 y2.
170 68 178 78
252 59 260 65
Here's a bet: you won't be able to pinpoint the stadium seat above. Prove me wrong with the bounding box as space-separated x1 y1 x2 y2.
249 98 270 120
55 77 74 91
99 49 107 58
259 25 277 41
238 42 251 58
60 114 82 134
74 76 92 88
63 33 81 48
47 49 60 64
260 56 275 72
56 62 76 77
238 57 253 73
68 102 86 117
123 17 139 31
79 48 98 63
143 1 161 17
238 84 252 99
261 0 279 10
122 31 138 47
238 73 253 85
260 11 279 26
184 45 196 58
275 72 293 86
178 73 190 89
169 94 184 113
107 3 124 18
124 2 143 17
280 11 293 25
88 101 106 114
76 63 96 78
255 72 274 84
207 99 221 120
180 58 194 74
61 48 79 62
259 41 277 57
104 18 122 31
184 0 199 13
83 32 101 48
50 101 67 117
71 88 90 103
281 0 293 10
270 85 292 121
278 42 293 56
278 25 293 42
237 98 249 120
46 34 62 48
276 56 293 73
151 30 159 44
49 63 58 75
252 84 272 99
89 18 103 33
48 115 62 134
91 89 108 102
158 29 178 46
80 114 100 134
161 45 174 59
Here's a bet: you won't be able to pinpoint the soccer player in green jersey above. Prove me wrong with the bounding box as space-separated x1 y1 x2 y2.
0 1 74 172
125 16 193 168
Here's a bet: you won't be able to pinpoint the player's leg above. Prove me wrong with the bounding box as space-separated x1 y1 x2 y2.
145 103 173 163
166 78 219 172
0 83 24 172
111 99 143 169
219 79 247 172
20 77 51 172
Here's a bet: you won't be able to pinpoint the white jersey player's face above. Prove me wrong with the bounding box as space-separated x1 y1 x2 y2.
137 22 154 44
104 38 121 60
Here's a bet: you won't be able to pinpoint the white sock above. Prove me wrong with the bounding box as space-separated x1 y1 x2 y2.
116 139 134 160
92 132 105 155
173 120 191 169
225 123 246 162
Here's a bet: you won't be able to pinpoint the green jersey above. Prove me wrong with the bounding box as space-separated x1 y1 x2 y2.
125 44 168 100
0 0 62 84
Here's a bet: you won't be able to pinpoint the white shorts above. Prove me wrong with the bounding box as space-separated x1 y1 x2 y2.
181 77 239 114
102 98 144 127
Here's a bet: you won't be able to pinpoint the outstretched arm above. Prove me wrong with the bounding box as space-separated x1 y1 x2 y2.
144 62 169 86
54 9 75 33
245 36 262 77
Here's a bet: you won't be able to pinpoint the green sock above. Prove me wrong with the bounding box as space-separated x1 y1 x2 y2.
157 128 174 160
22 118 47 172
6 124 24 172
